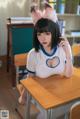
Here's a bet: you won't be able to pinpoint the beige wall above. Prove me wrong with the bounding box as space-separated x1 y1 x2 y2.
0 0 31 55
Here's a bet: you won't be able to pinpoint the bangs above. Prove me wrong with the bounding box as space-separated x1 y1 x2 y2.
35 18 52 33
36 26 51 33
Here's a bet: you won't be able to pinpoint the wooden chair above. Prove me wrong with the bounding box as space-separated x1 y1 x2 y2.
14 53 28 84
70 101 80 119
72 44 80 67
14 53 27 118
72 44 80 56
14 53 39 119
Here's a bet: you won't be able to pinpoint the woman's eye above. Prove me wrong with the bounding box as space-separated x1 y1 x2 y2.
45 32 51 35
37 33 41 36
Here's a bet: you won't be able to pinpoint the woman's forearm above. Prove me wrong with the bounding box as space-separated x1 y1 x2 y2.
64 57 73 78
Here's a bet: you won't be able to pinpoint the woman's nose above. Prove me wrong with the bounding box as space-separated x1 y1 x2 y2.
41 33 46 39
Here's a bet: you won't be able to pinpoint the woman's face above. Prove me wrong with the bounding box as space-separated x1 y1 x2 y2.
37 32 52 48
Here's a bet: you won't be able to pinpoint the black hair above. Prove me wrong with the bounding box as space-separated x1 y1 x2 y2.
33 18 61 51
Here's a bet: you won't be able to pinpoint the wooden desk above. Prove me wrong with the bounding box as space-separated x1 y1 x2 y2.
7 23 33 87
21 68 80 119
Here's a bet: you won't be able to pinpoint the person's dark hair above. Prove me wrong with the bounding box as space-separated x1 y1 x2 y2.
33 18 61 52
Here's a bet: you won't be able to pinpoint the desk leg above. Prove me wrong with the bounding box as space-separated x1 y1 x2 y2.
64 113 68 119
47 109 52 119
25 91 31 119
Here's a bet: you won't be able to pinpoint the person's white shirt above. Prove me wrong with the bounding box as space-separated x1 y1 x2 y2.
27 46 66 78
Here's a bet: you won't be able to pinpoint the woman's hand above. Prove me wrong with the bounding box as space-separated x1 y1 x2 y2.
59 37 73 78
59 37 71 58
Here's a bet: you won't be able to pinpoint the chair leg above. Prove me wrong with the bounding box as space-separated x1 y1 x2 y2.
64 113 69 119
15 107 23 119
15 85 23 119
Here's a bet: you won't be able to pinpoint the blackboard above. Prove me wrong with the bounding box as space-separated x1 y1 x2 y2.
11 27 33 55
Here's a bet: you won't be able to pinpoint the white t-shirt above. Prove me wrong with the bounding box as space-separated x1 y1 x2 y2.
26 46 66 78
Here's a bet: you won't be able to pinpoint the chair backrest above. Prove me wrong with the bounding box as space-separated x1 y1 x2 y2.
70 101 80 119
72 44 80 56
14 53 28 84
14 53 27 67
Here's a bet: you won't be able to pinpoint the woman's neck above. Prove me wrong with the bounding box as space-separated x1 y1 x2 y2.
44 46 52 54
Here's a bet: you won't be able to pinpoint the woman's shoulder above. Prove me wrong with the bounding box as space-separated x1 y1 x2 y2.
57 46 65 51
28 48 35 56
28 48 39 58
57 46 66 55
28 48 35 53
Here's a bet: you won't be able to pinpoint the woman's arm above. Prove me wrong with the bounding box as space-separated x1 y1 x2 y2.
64 54 73 78
27 72 35 78
59 37 73 77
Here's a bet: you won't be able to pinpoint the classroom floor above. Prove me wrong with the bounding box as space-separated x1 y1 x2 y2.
0 56 20 119
0 56 68 119
0 56 39 119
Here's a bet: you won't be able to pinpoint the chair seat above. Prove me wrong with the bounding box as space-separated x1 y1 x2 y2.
70 101 80 119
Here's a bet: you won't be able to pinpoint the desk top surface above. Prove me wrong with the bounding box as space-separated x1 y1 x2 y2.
21 68 80 109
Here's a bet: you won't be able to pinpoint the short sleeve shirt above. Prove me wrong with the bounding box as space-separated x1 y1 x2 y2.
27 46 67 78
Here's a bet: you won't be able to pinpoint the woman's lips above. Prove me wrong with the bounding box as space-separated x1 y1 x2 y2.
42 42 47 44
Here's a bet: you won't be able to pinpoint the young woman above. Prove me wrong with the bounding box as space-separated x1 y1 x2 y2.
27 18 73 78
18 18 73 104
